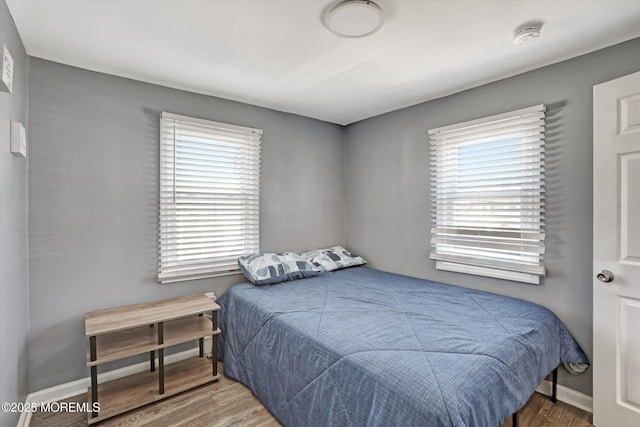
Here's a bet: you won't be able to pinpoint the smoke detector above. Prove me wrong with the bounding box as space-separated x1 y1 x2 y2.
325 1 385 38
513 23 543 44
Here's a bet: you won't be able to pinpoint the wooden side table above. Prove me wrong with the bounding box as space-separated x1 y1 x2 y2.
84 293 220 424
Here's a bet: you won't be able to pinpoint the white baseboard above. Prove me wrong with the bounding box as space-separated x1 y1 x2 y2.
536 379 593 413
16 348 201 427
18 349 592 427
16 406 31 427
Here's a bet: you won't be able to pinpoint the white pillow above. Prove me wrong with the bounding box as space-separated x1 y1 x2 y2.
238 252 320 285
300 246 367 272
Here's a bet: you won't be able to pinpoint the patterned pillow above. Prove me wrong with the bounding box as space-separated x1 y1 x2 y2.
300 246 367 272
238 252 320 286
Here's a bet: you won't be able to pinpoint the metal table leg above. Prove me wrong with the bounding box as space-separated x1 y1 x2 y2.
89 336 98 419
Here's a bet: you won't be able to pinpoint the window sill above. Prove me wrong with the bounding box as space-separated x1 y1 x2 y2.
158 269 242 284
435 261 541 285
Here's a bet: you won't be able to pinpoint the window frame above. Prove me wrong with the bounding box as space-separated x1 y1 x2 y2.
158 112 262 284
428 105 546 284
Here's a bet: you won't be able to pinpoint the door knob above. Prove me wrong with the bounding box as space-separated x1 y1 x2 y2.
596 270 614 283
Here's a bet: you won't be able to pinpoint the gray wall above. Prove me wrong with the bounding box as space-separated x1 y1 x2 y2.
27 58 345 392
0 1 29 426
344 36 640 396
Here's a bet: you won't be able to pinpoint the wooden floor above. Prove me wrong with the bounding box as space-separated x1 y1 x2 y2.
30 363 593 427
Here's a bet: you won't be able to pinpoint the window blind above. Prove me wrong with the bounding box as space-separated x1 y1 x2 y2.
159 112 261 283
428 104 546 284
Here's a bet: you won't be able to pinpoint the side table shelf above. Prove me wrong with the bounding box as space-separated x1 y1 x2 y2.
84 294 220 424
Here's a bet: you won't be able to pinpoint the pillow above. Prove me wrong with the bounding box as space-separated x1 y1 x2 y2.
238 252 320 285
300 246 367 272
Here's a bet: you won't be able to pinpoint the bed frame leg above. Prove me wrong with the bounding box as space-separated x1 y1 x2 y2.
551 367 558 403
512 411 518 427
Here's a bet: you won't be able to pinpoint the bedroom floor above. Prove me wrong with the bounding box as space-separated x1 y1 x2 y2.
29 363 593 427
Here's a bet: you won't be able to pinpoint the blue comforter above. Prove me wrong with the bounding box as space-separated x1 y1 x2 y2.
218 267 588 427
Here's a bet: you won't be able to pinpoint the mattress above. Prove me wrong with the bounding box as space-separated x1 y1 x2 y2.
218 267 588 426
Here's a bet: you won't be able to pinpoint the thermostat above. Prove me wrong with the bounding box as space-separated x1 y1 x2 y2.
10 122 26 158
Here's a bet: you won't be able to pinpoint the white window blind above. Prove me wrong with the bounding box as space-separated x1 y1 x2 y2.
159 112 261 283
428 105 546 284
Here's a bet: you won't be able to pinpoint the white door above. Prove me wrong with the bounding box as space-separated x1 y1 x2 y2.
593 70 640 427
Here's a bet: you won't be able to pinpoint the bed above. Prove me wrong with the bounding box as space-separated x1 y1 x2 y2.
218 266 588 426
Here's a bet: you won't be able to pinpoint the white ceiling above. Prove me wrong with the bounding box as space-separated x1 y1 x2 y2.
7 0 640 125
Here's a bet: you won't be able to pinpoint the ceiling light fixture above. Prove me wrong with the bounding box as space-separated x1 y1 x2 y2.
513 22 543 44
325 0 385 39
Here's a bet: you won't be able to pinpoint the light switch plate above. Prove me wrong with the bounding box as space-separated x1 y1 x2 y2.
1 44 13 93
10 122 26 158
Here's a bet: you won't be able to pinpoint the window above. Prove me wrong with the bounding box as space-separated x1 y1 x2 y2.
159 112 261 283
428 105 546 284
